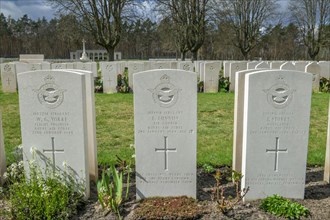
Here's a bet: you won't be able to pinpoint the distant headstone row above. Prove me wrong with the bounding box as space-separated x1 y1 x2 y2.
1 60 329 94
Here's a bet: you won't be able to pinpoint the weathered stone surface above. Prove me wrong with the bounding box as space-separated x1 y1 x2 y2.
241 70 312 201
134 69 197 199
18 70 90 197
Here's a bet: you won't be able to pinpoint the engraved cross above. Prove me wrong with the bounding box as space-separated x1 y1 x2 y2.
107 77 112 86
43 137 64 172
155 136 177 171
266 137 288 172
209 76 215 86
6 78 11 85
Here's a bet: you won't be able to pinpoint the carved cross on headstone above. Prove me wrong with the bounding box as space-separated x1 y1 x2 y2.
43 137 64 172
209 76 215 86
106 77 112 86
266 137 288 172
6 78 11 85
155 136 177 171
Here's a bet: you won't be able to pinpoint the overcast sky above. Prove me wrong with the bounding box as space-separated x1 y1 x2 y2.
1 0 54 20
0 0 290 21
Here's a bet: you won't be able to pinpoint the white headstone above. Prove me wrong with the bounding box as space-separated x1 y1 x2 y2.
144 62 151 71
224 61 230 77
305 62 320 92
232 69 267 172
294 61 309 72
229 62 247 91
241 70 312 201
318 61 330 79
41 62 51 70
75 62 97 78
101 62 118 94
280 62 295 70
255 61 270 69
0 112 6 184
128 62 144 90
69 69 98 181
178 62 194 71
19 54 44 63
270 61 285 69
1 63 17 93
247 61 260 69
18 70 90 197
324 100 330 183
66 63 74 69
152 62 171 70
134 69 197 199
204 62 220 93
199 62 205 81
16 63 42 74
51 63 67 70
170 61 178 69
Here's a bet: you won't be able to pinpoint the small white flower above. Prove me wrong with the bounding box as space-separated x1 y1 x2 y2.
30 146 36 154
17 145 23 150
62 160 68 168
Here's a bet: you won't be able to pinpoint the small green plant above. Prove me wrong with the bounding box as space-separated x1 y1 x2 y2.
0 148 85 220
202 163 215 173
198 81 204 92
212 169 249 213
260 194 310 219
117 68 131 93
94 76 103 93
97 156 132 219
219 76 230 92
320 77 330 93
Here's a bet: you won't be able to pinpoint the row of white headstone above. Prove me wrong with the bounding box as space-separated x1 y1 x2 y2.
1 67 329 202
0 62 98 93
225 61 329 92
1 60 329 95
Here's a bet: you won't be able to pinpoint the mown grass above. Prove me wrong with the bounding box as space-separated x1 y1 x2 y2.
0 80 328 167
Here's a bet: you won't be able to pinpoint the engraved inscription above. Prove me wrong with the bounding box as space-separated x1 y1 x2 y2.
32 111 74 135
249 111 308 135
149 74 181 108
137 110 194 134
137 172 194 184
246 173 305 185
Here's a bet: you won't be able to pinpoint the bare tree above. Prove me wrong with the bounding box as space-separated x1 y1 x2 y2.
156 0 209 61
211 0 278 60
290 0 330 60
47 0 138 61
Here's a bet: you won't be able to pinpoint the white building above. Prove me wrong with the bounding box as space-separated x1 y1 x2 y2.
70 50 122 61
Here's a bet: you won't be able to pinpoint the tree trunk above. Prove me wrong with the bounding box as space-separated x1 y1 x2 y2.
191 50 198 62
181 52 186 61
106 47 115 61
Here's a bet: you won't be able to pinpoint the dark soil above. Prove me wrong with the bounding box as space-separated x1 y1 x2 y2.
75 166 330 220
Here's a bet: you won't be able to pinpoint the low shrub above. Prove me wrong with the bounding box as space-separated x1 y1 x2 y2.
260 194 310 219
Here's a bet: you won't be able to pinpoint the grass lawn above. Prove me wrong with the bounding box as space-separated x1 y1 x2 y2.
0 84 329 167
